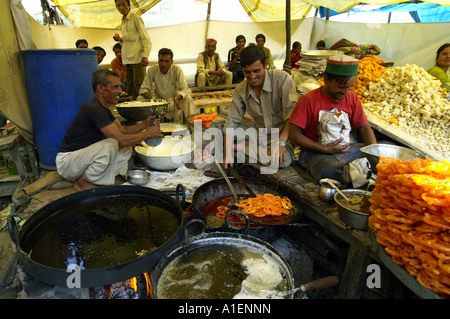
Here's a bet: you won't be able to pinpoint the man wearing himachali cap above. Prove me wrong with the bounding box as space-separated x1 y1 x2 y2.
288 55 377 187
196 38 233 87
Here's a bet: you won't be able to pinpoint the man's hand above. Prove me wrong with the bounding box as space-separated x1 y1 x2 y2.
145 125 163 139
141 57 149 67
145 115 160 128
142 92 153 100
268 144 286 166
322 138 351 154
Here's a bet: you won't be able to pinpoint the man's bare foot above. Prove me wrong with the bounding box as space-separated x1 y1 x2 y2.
73 177 98 191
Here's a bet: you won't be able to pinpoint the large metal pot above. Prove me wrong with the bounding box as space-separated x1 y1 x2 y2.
151 228 296 299
8 185 185 288
116 99 169 121
135 137 196 171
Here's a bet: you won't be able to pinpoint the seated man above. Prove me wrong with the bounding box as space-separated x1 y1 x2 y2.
111 43 127 92
93 46 106 64
221 45 298 173
196 38 232 88
138 48 196 123
255 33 276 69
56 69 162 191
228 35 246 83
289 55 377 186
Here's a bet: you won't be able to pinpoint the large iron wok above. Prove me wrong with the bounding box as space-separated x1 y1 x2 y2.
8 185 185 288
192 177 303 240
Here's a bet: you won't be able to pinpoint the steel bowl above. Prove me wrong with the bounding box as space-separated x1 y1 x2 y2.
360 144 425 175
116 99 169 121
318 178 341 202
127 169 151 185
135 137 196 171
334 189 372 230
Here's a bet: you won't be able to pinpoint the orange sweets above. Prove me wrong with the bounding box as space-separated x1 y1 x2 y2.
369 157 450 298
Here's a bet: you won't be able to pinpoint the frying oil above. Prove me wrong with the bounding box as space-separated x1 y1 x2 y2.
156 245 288 299
21 195 179 269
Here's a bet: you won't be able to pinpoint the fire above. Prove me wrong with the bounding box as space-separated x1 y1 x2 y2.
129 277 138 292
144 272 154 299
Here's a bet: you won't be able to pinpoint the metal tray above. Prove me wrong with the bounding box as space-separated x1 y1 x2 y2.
368 228 441 299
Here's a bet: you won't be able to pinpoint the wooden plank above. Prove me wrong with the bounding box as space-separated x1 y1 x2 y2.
337 245 372 299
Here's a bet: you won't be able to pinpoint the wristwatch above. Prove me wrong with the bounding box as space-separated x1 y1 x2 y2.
278 141 286 147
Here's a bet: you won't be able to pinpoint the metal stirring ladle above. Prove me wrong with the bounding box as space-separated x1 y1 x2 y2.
214 160 246 206
327 179 349 201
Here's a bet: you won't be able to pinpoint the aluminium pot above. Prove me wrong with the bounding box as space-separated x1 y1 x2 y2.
150 225 296 299
8 185 185 288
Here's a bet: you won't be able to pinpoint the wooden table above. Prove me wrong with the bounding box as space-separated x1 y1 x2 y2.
254 163 379 298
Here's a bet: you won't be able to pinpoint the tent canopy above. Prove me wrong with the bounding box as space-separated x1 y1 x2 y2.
318 2 450 23
49 0 450 28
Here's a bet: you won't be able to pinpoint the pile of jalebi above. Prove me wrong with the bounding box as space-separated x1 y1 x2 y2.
368 157 450 298
215 196 247 224
189 112 224 128
234 193 293 217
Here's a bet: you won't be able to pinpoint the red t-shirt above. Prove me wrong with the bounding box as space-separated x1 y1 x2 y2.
288 87 368 142
290 49 301 69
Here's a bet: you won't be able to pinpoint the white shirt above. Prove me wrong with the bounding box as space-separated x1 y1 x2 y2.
120 11 152 65
139 64 191 100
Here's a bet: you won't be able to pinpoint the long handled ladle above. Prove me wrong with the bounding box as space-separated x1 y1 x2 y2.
273 275 339 298
214 160 242 206
327 179 349 201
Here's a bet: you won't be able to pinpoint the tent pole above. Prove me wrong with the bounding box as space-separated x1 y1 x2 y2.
204 0 212 44
284 0 291 67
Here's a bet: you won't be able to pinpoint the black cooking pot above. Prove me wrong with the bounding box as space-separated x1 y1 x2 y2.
150 223 296 299
192 177 302 241
8 185 185 288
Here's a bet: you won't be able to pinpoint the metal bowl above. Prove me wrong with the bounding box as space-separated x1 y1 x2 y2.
127 169 151 185
334 189 372 230
135 137 196 171
318 178 341 202
360 144 425 175
116 99 169 121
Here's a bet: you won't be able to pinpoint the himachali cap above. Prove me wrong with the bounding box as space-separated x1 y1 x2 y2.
325 55 359 76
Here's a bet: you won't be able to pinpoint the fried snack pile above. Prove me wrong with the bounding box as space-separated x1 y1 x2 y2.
369 157 450 298
235 194 293 217
354 56 387 104
189 112 224 128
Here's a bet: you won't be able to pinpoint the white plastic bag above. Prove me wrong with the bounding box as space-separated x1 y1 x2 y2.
317 108 351 146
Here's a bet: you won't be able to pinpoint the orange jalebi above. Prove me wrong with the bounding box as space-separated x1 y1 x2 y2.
234 193 293 218
369 157 450 298
189 112 224 128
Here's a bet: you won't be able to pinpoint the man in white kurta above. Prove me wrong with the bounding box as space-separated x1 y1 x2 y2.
114 0 152 100
138 48 196 123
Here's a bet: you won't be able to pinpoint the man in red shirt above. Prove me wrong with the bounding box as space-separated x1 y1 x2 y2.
289 55 377 186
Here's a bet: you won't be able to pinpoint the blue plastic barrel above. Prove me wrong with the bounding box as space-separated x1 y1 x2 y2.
21 49 98 169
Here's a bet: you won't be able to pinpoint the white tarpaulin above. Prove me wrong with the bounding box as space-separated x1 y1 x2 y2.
1 0 450 144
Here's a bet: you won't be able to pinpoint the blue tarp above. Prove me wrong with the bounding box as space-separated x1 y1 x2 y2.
318 3 450 23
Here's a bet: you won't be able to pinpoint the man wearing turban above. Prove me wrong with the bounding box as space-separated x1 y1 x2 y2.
196 38 232 87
